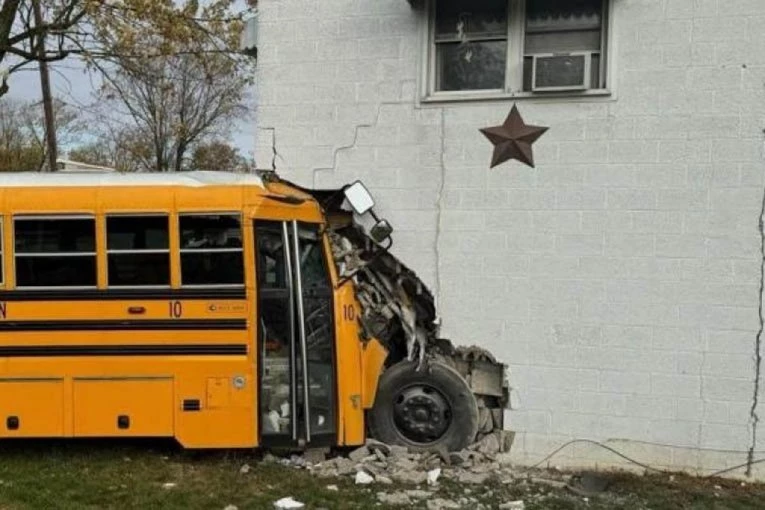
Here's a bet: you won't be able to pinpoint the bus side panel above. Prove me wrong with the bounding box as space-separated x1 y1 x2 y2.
174 370 256 448
0 379 65 437
73 378 174 437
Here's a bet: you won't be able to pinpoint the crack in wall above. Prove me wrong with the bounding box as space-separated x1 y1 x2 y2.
310 101 406 188
257 127 280 171
747 175 765 477
433 108 446 315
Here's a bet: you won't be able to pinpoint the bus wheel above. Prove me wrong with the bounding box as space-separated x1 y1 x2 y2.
368 360 478 452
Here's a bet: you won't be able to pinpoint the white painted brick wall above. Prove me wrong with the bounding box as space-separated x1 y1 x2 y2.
255 0 765 477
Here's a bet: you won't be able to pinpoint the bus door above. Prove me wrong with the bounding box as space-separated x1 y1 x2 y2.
255 220 336 447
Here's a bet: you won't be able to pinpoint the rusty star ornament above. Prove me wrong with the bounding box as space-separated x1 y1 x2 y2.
480 104 549 169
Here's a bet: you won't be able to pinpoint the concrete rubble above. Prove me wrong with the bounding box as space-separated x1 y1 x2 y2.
263 430 523 508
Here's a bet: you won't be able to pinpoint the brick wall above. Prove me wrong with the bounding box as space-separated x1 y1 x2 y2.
255 0 765 476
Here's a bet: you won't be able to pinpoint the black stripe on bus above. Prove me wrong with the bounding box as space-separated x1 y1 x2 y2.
0 288 247 302
0 344 247 357
0 319 247 331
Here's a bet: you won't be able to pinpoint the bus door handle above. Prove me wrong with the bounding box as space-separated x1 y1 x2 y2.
127 306 146 315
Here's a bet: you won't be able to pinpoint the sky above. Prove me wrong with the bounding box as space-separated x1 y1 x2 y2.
2 0 256 158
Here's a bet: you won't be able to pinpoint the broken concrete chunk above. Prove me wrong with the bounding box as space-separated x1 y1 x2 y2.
499 501 525 510
334 458 355 476
458 471 490 484
475 433 501 456
273 497 304 509
405 489 432 499
388 445 409 458
376 475 393 485
348 446 370 463
393 470 428 485
427 468 441 486
366 439 392 456
427 499 461 510
373 449 386 462
354 471 374 485
478 407 494 434
496 453 513 467
376 492 412 506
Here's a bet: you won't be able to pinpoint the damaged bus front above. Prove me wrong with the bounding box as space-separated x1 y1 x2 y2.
284 177 512 452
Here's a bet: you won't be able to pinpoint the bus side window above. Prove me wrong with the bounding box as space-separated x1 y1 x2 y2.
106 215 170 287
14 216 97 288
179 214 244 286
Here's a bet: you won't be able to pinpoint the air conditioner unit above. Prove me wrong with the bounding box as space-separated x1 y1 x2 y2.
531 52 592 92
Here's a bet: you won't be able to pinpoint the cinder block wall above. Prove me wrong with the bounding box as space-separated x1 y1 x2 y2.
255 0 765 477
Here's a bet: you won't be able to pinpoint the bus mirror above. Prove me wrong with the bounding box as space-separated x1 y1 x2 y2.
370 219 393 245
344 181 375 215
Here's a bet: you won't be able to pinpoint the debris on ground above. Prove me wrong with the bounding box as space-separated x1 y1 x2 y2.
239 464 251 474
255 430 520 494
354 471 374 485
272 496 304 509
499 501 525 510
376 491 412 505
427 467 441 486
161 482 177 489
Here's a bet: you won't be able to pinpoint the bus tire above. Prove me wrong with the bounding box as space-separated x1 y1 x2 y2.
368 360 479 452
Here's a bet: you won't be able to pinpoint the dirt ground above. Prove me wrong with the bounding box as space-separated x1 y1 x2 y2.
0 440 761 509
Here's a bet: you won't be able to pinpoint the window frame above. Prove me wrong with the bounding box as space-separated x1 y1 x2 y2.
178 211 245 288
421 0 613 103
105 213 172 289
12 214 98 290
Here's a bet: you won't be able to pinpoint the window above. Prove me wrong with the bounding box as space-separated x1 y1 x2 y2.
179 214 244 286
107 215 170 287
14 216 97 287
427 0 609 98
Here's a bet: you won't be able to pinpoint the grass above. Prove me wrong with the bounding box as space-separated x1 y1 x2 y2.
0 440 761 509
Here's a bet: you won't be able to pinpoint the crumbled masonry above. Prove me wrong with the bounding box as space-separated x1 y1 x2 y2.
264 432 517 507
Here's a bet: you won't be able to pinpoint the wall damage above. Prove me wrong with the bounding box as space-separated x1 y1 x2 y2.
288 177 511 448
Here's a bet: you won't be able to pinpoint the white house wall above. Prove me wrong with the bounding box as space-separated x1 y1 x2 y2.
254 0 765 477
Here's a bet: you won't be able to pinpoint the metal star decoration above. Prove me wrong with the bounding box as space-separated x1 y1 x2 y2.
479 104 549 169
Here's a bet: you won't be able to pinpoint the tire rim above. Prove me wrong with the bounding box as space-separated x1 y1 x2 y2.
392 384 452 444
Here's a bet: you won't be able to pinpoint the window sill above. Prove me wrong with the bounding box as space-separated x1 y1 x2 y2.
419 88 613 105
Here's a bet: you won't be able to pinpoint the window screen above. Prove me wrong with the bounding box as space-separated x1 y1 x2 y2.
434 0 508 91
14 217 97 287
107 215 170 286
179 214 244 285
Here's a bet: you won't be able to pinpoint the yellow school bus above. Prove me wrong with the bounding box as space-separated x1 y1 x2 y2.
0 170 508 451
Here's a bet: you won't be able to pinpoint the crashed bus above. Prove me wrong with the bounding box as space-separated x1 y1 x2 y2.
0 170 508 452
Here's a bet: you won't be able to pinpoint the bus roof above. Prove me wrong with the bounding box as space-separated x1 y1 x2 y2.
0 171 265 188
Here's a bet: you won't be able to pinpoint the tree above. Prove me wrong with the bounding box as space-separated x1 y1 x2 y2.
191 140 242 172
0 0 255 99
97 46 253 172
0 100 43 171
0 97 81 171
67 125 153 171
